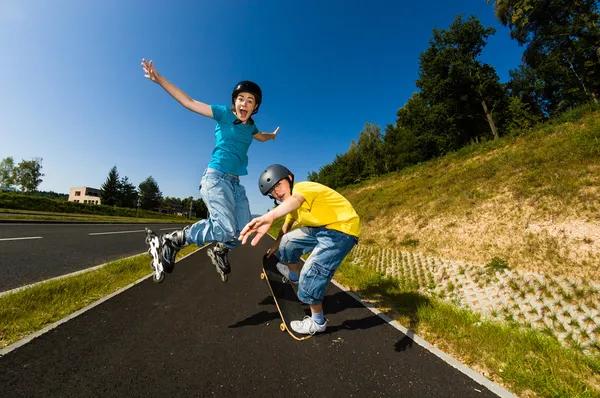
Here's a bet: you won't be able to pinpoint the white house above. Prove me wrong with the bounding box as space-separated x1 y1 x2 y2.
68 186 101 205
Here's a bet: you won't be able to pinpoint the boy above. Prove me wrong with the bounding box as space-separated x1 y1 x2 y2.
239 164 360 334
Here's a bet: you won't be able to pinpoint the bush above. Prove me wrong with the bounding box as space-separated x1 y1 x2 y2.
0 192 182 219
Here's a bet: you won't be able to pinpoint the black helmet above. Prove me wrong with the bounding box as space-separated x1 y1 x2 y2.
259 164 294 196
232 81 262 114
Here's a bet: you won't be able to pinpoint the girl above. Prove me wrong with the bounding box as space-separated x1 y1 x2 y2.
142 58 279 281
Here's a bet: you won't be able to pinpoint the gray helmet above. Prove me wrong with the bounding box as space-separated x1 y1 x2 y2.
258 164 294 196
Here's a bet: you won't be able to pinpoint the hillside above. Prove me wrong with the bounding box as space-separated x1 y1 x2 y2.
339 107 600 282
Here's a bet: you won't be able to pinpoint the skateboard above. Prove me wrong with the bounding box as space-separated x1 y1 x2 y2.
260 253 312 341
145 228 165 283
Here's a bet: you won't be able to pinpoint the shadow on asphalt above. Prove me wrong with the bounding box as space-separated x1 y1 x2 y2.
229 279 428 355
228 310 281 328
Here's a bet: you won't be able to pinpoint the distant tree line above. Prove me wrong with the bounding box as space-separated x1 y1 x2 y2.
0 157 207 218
309 2 600 189
0 157 45 192
100 165 208 218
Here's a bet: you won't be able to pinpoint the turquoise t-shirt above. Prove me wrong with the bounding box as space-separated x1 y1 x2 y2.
208 104 259 176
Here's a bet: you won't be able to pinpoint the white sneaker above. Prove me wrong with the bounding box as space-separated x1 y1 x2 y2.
276 262 298 285
290 316 328 335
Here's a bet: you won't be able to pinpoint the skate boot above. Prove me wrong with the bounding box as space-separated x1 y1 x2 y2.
207 242 230 282
160 227 189 273
145 227 189 283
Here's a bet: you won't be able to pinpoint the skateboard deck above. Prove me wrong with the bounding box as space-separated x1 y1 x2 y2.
261 254 312 341
145 228 165 283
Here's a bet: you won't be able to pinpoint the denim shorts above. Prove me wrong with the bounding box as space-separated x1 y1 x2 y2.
276 227 358 305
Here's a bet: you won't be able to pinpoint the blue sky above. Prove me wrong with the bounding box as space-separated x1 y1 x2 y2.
0 0 523 215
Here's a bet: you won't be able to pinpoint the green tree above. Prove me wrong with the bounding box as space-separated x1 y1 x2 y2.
119 176 138 208
488 0 600 113
0 157 16 191
191 198 208 219
355 122 386 179
394 92 445 159
100 166 120 206
161 196 183 214
504 96 542 136
180 196 208 219
138 176 162 210
417 15 506 148
383 123 425 173
15 157 44 192
506 63 547 118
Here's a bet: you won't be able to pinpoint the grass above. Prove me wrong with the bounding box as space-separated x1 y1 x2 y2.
0 244 201 349
337 105 600 281
334 259 600 398
0 208 199 223
344 108 600 222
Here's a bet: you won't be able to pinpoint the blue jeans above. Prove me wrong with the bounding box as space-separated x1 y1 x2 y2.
185 168 251 250
277 227 358 305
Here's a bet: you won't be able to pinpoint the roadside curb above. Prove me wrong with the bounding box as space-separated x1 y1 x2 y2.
331 280 517 398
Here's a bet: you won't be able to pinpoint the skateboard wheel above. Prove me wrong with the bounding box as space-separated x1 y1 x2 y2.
280 323 286 332
153 272 165 283
260 272 265 280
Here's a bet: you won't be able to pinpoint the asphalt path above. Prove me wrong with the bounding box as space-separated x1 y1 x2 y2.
0 237 510 397
0 223 189 292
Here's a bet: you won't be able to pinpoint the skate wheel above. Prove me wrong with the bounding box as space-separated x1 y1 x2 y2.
280 323 286 332
153 272 165 283
260 272 265 280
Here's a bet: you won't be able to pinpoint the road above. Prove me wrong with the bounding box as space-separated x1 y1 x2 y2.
0 237 512 397
0 223 189 292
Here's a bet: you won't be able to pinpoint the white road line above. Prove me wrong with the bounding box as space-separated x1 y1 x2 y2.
0 236 43 242
88 227 177 236
88 230 145 236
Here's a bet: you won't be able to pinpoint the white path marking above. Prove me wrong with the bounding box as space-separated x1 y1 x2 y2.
88 228 177 236
0 236 43 242
88 230 145 236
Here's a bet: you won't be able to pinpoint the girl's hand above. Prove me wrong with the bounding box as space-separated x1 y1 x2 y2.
271 127 280 141
141 58 160 82
239 214 275 246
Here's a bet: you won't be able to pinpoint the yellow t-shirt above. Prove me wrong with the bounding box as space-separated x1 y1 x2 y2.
284 181 360 237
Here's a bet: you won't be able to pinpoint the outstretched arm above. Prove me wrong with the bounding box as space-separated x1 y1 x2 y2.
239 194 304 246
142 58 213 118
253 127 280 142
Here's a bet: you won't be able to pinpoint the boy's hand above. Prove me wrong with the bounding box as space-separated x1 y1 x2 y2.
239 214 275 246
141 58 160 82
266 241 280 257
